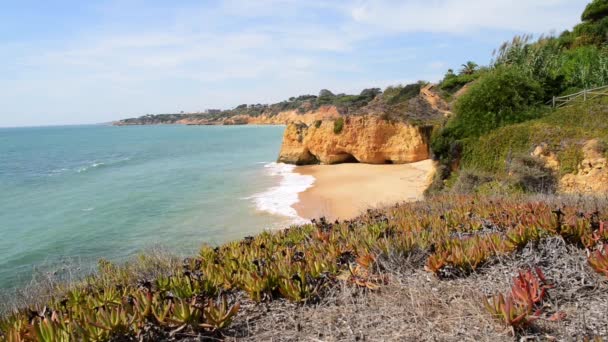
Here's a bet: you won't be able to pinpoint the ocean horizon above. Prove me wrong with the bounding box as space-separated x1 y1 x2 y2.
0 124 313 290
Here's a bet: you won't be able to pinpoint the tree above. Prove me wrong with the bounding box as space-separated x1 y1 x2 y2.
359 88 382 100
582 0 608 22
459 61 479 75
318 89 335 98
316 89 336 106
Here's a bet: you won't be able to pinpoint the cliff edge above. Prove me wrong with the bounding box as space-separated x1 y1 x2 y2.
277 116 431 165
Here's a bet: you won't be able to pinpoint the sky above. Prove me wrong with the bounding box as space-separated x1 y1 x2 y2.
0 0 590 127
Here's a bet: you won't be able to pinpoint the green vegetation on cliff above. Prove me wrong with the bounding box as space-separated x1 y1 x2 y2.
429 1 608 195
115 88 385 125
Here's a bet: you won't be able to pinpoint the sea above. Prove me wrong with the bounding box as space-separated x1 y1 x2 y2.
0 124 314 290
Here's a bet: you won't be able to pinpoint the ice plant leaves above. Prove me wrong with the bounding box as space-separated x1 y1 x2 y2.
588 246 608 277
1 195 606 340
483 268 564 331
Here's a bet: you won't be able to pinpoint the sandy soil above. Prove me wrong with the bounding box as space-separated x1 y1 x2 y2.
293 159 434 220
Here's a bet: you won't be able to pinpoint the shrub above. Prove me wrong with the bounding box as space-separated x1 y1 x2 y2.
561 45 608 89
461 124 533 173
557 145 584 176
582 0 608 22
316 89 336 106
424 164 451 195
461 98 608 179
508 155 557 193
439 72 482 93
450 169 495 194
314 120 322 128
333 117 344 134
430 126 463 164
476 181 524 196
383 82 424 105
451 66 544 138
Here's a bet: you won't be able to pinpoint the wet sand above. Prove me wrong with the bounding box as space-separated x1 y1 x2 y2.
292 159 434 220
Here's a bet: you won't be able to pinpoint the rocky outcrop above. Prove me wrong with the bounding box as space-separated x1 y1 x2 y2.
277 116 431 165
531 143 560 171
173 106 341 126
248 106 340 125
420 84 451 117
560 139 608 194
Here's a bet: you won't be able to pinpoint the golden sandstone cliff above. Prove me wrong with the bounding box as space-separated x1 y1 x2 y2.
173 106 341 126
275 84 446 165
559 140 608 194
532 139 608 194
277 116 431 165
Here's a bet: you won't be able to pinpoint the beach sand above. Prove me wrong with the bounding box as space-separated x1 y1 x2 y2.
293 159 435 220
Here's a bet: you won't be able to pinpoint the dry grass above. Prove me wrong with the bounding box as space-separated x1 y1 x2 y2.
0 245 181 317
224 236 608 341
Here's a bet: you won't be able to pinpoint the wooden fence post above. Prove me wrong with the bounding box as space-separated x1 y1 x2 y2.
552 96 556 108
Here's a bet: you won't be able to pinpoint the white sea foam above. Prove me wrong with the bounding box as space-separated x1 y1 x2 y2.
48 168 69 176
250 162 314 224
76 157 131 173
77 162 105 173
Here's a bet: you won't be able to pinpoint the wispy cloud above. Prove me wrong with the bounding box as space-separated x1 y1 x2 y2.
350 0 587 34
0 0 590 126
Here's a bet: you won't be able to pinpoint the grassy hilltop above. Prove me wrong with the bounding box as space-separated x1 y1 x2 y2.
3 1 608 341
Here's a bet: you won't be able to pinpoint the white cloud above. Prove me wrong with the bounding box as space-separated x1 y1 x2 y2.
0 0 593 126
350 0 588 34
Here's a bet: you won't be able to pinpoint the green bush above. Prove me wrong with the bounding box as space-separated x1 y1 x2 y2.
582 0 608 22
561 45 608 89
475 181 524 196
314 120 322 128
570 17 608 47
450 169 495 194
430 126 463 164
439 72 482 93
450 66 544 138
383 82 424 104
333 117 344 134
316 89 336 106
557 145 584 176
461 98 608 179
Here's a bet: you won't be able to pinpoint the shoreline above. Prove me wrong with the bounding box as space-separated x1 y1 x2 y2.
292 159 435 221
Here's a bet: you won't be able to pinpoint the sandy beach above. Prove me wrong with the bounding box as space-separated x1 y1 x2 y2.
293 159 435 220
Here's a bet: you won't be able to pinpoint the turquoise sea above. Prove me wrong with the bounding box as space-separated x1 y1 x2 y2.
0 125 313 290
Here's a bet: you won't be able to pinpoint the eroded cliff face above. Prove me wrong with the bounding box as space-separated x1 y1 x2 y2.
531 139 608 194
277 116 431 165
173 106 341 126
559 140 608 194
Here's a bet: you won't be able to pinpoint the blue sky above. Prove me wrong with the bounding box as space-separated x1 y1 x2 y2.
0 0 589 127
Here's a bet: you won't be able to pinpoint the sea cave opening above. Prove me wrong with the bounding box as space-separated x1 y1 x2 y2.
335 152 360 164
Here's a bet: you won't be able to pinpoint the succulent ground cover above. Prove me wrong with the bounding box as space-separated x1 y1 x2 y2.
1 195 608 341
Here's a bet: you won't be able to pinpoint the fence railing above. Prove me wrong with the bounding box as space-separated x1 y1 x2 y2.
551 85 608 108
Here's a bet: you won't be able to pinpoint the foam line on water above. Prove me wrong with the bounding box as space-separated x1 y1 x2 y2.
250 162 314 224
